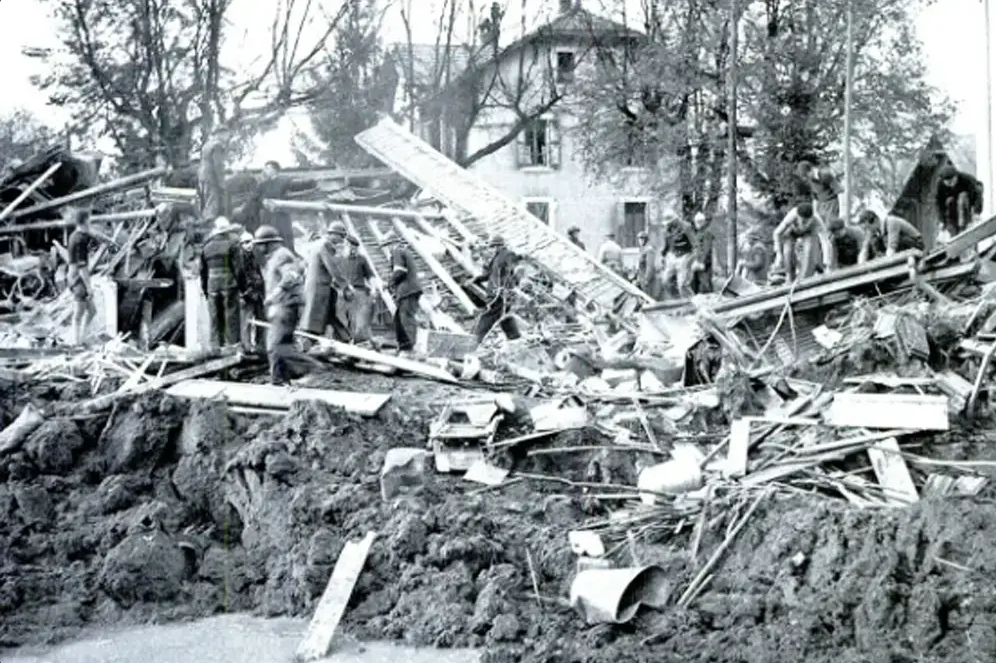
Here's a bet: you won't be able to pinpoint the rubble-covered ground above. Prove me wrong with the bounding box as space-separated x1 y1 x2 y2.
2 371 996 663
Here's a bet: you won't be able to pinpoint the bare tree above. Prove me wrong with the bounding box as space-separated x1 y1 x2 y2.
393 0 587 168
33 0 349 170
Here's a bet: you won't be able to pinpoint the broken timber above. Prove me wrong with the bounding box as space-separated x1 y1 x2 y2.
9 167 168 220
353 115 652 311
165 378 390 416
295 531 376 662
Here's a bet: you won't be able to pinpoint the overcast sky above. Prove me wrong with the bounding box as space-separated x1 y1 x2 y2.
0 0 986 166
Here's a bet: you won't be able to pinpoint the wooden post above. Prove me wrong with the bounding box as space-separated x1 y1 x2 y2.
726 0 740 273
843 0 855 223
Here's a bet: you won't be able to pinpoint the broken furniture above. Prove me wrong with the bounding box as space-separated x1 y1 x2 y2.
429 399 504 472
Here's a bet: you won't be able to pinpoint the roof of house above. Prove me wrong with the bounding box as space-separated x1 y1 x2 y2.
389 4 640 93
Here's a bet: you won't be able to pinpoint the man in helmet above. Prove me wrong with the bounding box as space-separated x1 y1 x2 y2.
302 220 353 346
566 226 585 250
772 202 835 281
199 216 245 351
635 230 659 299
254 224 305 385
935 163 983 239
473 234 522 345
856 210 924 263
383 232 422 354
238 230 266 352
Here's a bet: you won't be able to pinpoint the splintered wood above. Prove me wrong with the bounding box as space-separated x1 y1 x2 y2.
295 532 376 662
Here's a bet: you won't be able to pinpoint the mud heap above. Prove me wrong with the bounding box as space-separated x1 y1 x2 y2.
2 379 996 663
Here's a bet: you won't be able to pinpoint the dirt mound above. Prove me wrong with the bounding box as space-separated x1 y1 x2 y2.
3 378 996 663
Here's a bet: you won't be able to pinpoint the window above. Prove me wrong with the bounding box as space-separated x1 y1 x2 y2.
556 51 576 83
524 199 553 225
619 201 648 247
516 119 561 169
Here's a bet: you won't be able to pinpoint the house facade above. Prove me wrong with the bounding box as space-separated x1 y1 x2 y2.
391 0 660 260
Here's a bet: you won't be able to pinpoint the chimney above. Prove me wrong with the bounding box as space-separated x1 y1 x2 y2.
559 0 572 13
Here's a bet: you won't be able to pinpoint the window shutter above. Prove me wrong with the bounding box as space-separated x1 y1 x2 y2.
515 129 529 168
548 120 562 169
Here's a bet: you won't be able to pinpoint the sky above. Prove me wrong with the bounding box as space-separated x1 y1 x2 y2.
0 0 987 167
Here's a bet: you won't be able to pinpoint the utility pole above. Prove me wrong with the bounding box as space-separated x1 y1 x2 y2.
985 0 994 215
726 0 740 273
843 0 855 222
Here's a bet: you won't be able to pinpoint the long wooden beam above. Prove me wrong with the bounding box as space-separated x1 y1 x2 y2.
264 199 445 220
390 217 477 315
9 167 168 220
340 211 396 314
0 208 158 236
0 162 62 223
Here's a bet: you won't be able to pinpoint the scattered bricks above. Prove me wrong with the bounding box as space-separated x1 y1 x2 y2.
380 448 433 501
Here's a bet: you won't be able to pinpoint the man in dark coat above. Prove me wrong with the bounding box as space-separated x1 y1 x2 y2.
199 216 245 350
339 235 378 346
198 127 230 222
384 232 422 353
249 160 316 252
473 234 522 345
254 224 304 385
301 221 352 344
935 164 983 238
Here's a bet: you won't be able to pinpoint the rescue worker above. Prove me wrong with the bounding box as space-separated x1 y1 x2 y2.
659 214 697 299
301 221 352 345
567 226 585 250
636 230 659 299
199 216 245 351
856 210 924 263
66 207 116 345
248 160 316 251
596 232 623 274
253 225 304 385
384 232 422 354
198 126 230 222
473 234 522 345
797 160 843 224
691 211 714 294
935 164 983 239
238 231 266 353
827 218 866 268
737 228 770 285
340 234 378 346
828 217 865 268
772 202 835 281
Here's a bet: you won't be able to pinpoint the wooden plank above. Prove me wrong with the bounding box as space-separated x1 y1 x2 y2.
9 167 168 220
67 353 244 414
725 418 752 478
866 437 919 506
164 378 391 416
823 393 949 431
295 531 377 662
0 162 63 223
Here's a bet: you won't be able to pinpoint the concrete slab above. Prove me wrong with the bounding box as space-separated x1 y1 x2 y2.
1 614 480 663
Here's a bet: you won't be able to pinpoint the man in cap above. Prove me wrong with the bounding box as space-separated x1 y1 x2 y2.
198 126 231 223
247 160 316 252
302 220 353 346
384 232 422 354
238 230 267 353
473 234 522 345
935 163 983 239
635 230 659 299
65 207 118 345
856 210 924 263
566 226 585 250
253 224 304 385
691 211 715 294
596 232 623 274
659 214 697 299
338 234 378 347
200 216 246 351
772 202 834 281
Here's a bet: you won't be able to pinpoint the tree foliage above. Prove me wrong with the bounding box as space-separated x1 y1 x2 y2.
295 0 397 167
573 0 952 217
0 110 58 175
34 0 350 171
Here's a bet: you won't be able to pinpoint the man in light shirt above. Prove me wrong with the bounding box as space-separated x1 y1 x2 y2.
596 232 624 275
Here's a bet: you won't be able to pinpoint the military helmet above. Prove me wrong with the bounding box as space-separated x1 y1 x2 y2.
253 225 283 244
326 220 348 237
